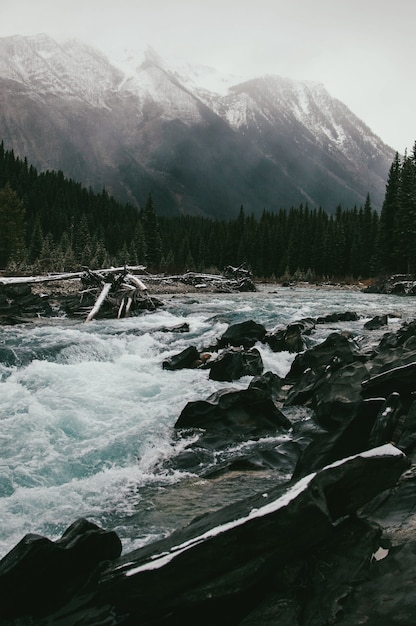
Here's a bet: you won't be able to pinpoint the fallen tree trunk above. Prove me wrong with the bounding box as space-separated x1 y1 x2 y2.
85 282 112 323
0 266 146 287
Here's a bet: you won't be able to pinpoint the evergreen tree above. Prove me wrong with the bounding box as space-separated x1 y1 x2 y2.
396 148 416 273
131 220 147 265
28 215 44 264
142 193 162 268
360 194 376 277
0 182 26 267
377 153 401 273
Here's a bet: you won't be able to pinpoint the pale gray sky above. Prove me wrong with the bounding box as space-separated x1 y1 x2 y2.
1 0 414 153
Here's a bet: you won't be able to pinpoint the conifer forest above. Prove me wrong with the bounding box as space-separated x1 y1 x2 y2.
0 141 415 280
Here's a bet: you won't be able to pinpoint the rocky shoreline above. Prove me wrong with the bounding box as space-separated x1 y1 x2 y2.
2 300 416 623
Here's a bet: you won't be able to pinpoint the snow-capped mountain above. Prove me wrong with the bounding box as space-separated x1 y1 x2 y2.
0 34 395 216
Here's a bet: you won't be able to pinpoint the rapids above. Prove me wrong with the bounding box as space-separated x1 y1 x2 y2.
0 286 414 558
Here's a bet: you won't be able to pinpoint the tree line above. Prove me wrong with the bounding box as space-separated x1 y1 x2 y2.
0 140 415 280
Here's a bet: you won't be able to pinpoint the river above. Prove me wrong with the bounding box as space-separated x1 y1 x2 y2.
0 285 414 559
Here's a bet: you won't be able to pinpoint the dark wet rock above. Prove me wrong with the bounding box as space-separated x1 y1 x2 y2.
12 445 406 626
0 284 53 323
170 373 291 471
263 318 315 354
284 333 365 408
364 314 388 330
316 311 359 324
361 361 416 401
395 400 416 453
175 373 291 435
162 345 201 370
249 370 283 400
312 361 370 429
169 438 303 479
240 515 381 626
164 372 290 477
292 398 385 479
363 274 416 296
377 318 416 351
332 540 416 626
208 347 263 381
286 332 363 384
368 392 404 448
158 322 190 333
216 319 267 349
0 518 121 619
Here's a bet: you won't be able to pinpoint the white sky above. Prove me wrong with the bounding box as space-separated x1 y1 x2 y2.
1 0 415 154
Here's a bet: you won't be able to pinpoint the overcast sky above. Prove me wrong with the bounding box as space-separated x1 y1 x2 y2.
1 0 414 154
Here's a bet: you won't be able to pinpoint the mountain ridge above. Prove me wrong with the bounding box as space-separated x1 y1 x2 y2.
0 34 395 217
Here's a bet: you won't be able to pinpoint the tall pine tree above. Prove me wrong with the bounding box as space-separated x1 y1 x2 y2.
142 193 162 268
377 152 401 273
0 182 26 268
396 147 416 273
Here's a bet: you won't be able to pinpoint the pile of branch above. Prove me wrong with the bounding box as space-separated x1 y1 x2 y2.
145 265 256 293
80 268 161 322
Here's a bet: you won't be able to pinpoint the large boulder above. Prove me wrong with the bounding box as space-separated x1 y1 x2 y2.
0 518 122 619
292 397 384 479
175 372 290 435
263 320 313 353
284 333 365 408
162 345 201 370
208 347 263 381
362 361 416 403
286 332 364 385
239 515 381 626
311 361 370 429
164 372 292 476
216 320 267 349
364 314 388 330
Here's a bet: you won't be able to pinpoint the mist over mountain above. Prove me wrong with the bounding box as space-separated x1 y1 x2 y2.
0 34 395 217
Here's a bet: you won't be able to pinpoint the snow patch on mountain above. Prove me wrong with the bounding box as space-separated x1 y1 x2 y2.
0 34 124 108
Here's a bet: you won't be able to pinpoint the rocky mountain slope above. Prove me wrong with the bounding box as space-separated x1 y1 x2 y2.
0 34 395 217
